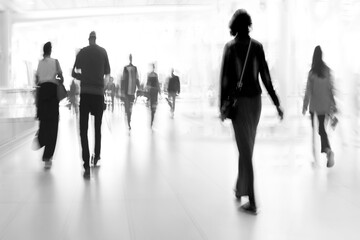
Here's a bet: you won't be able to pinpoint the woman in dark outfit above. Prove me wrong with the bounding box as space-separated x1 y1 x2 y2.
220 9 284 214
146 63 161 127
34 42 64 169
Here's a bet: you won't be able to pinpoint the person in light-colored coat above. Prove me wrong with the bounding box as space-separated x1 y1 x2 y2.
303 45 336 168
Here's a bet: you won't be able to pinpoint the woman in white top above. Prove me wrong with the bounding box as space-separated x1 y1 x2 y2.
303 45 336 168
34 42 64 169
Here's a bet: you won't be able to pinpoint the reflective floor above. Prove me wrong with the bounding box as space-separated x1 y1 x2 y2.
0 97 359 240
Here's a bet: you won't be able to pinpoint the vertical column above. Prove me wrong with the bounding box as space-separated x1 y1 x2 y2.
0 10 11 88
277 0 291 116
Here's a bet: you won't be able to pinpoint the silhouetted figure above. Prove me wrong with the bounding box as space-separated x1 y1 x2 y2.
72 31 110 178
33 42 64 169
121 54 140 130
166 68 180 118
68 79 79 115
146 63 161 127
303 45 336 168
220 9 283 214
106 77 116 112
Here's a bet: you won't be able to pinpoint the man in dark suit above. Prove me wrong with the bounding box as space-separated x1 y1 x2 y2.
166 68 180 118
121 54 140 130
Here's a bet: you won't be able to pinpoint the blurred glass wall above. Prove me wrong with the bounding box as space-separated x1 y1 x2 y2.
1 0 360 145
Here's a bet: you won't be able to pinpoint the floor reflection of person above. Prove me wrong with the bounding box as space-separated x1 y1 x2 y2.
220 9 284 214
166 68 180 118
34 42 64 169
121 54 140 130
72 31 110 178
146 63 161 127
303 45 336 168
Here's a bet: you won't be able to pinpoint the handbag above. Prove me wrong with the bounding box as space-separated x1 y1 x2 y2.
329 114 338 130
221 39 252 120
57 83 68 101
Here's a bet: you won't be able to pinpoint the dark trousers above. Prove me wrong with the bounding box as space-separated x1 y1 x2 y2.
38 119 59 160
310 112 331 153
124 94 135 127
168 92 176 112
231 96 261 206
80 94 104 169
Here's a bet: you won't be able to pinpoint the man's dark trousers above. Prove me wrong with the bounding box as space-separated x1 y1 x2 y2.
80 93 104 169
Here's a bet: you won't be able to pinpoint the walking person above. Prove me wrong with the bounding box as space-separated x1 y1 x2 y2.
146 63 161 127
220 9 284 214
33 42 64 169
121 54 140 130
72 31 110 178
106 76 116 112
166 68 180 118
68 79 79 115
303 45 336 168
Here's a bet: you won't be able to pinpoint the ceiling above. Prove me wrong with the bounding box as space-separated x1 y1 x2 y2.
1 0 217 12
0 0 223 22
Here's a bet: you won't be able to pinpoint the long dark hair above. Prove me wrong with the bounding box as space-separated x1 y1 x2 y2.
311 46 327 78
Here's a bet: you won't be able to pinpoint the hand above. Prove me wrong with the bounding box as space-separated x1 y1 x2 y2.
277 106 284 120
220 113 226 122
302 108 307 116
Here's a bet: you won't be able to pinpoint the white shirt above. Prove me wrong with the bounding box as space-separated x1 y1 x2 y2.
36 57 62 84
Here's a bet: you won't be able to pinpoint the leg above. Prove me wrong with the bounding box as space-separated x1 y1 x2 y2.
317 115 331 153
111 95 114 112
80 95 90 169
172 94 176 112
317 114 334 167
127 96 135 128
38 120 46 148
310 112 317 159
150 105 156 126
94 95 104 160
232 97 261 207
43 120 59 160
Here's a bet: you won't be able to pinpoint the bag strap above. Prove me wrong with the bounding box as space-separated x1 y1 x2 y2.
236 39 252 89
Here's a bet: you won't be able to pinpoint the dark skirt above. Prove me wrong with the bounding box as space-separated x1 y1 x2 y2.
231 96 261 198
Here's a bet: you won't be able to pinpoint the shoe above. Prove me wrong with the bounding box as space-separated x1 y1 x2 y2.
240 202 257 215
44 160 52 169
83 168 91 179
91 155 100 167
326 150 335 168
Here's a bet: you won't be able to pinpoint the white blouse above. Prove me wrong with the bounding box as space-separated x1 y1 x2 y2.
36 57 62 84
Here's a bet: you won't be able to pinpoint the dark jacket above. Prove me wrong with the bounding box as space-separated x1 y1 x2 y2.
121 64 140 96
220 37 280 109
168 75 180 93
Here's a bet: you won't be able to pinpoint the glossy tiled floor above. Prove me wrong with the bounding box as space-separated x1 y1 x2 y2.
0 98 359 240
